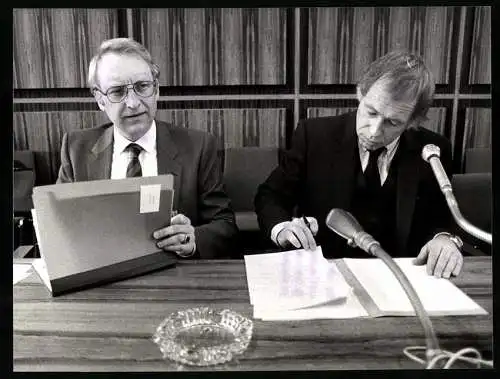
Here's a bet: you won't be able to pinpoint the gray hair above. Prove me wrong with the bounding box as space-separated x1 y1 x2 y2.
87 38 160 91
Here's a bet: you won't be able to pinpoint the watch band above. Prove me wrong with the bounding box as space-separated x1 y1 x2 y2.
449 235 464 250
433 232 463 250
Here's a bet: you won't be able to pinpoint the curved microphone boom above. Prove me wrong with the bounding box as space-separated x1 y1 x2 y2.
326 209 441 363
421 144 492 245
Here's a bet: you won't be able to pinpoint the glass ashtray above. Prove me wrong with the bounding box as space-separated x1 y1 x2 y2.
152 307 253 366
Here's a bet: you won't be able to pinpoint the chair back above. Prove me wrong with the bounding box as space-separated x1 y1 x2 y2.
451 173 492 254
464 147 491 173
224 147 280 211
223 147 280 232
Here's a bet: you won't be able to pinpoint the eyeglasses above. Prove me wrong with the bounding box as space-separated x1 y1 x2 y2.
94 80 157 103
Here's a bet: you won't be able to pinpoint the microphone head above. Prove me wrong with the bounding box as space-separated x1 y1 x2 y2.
422 144 440 162
325 208 363 241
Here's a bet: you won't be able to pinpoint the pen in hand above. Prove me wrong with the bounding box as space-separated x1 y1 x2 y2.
302 215 311 231
301 215 318 250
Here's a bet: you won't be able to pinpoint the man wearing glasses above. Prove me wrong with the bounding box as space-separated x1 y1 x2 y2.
57 38 237 259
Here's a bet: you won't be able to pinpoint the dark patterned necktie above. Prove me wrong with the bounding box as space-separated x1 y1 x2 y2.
364 147 386 189
125 143 143 178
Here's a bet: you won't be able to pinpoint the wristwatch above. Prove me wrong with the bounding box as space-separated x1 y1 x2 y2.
433 232 463 250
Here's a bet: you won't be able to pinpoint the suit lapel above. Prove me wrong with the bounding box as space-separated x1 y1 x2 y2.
328 114 358 209
155 120 182 209
89 125 113 180
396 129 421 250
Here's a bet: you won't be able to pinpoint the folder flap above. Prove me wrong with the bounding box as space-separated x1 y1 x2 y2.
33 175 174 201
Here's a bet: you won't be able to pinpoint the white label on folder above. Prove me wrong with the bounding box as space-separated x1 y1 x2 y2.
140 184 161 213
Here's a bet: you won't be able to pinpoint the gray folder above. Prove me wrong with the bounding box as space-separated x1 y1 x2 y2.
32 175 177 296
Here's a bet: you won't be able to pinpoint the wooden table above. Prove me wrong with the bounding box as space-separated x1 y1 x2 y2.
13 257 493 371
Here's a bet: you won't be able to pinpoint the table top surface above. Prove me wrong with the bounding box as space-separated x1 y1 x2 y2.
13 256 493 371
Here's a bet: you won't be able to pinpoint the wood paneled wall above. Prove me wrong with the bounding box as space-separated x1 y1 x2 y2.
13 7 491 184
307 7 454 85
139 8 287 86
155 108 287 149
13 9 119 88
467 6 490 85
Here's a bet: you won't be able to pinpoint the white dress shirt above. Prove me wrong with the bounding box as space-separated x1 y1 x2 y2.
110 121 158 179
358 136 400 185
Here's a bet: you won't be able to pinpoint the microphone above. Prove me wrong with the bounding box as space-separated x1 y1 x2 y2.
422 144 492 245
326 208 441 364
324 209 380 255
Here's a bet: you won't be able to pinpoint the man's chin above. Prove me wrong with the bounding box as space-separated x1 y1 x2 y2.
361 140 383 151
117 121 151 141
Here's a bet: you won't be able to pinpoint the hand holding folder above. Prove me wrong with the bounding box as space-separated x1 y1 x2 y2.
153 212 196 258
31 175 177 296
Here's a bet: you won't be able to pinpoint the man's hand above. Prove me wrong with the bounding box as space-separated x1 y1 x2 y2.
153 213 196 258
276 217 319 250
413 234 463 278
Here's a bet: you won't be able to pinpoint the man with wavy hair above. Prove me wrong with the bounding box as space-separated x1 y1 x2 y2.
255 50 463 278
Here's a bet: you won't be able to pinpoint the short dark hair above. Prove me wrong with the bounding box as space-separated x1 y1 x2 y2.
357 50 435 123
88 38 160 91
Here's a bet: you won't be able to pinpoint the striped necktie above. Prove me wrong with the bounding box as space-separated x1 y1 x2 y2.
125 143 143 178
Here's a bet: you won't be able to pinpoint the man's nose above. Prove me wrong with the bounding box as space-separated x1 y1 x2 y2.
368 117 384 137
124 89 141 108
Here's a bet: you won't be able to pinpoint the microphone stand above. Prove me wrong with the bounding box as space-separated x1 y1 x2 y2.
431 167 491 244
353 232 441 364
422 145 492 245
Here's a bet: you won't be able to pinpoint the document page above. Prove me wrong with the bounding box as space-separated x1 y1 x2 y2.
31 258 52 292
13 263 33 285
343 258 487 316
30 209 52 292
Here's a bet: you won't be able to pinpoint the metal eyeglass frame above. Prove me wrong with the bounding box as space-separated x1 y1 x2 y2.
93 80 158 103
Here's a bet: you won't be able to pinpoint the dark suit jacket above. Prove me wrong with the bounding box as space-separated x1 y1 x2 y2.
255 112 453 258
57 120 238 259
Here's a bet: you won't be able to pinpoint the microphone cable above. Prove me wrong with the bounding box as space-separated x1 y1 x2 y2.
403 346 493 369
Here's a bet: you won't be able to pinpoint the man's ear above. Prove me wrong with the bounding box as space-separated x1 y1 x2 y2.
94 92 106 111
154 80 160 101
356 86 363 102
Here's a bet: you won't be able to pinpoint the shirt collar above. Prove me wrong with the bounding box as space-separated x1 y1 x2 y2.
358 135 401 157
113 120 156 154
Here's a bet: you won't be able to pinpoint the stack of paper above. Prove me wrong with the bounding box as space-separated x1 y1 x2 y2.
245 247 369 320
244 248 487 321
